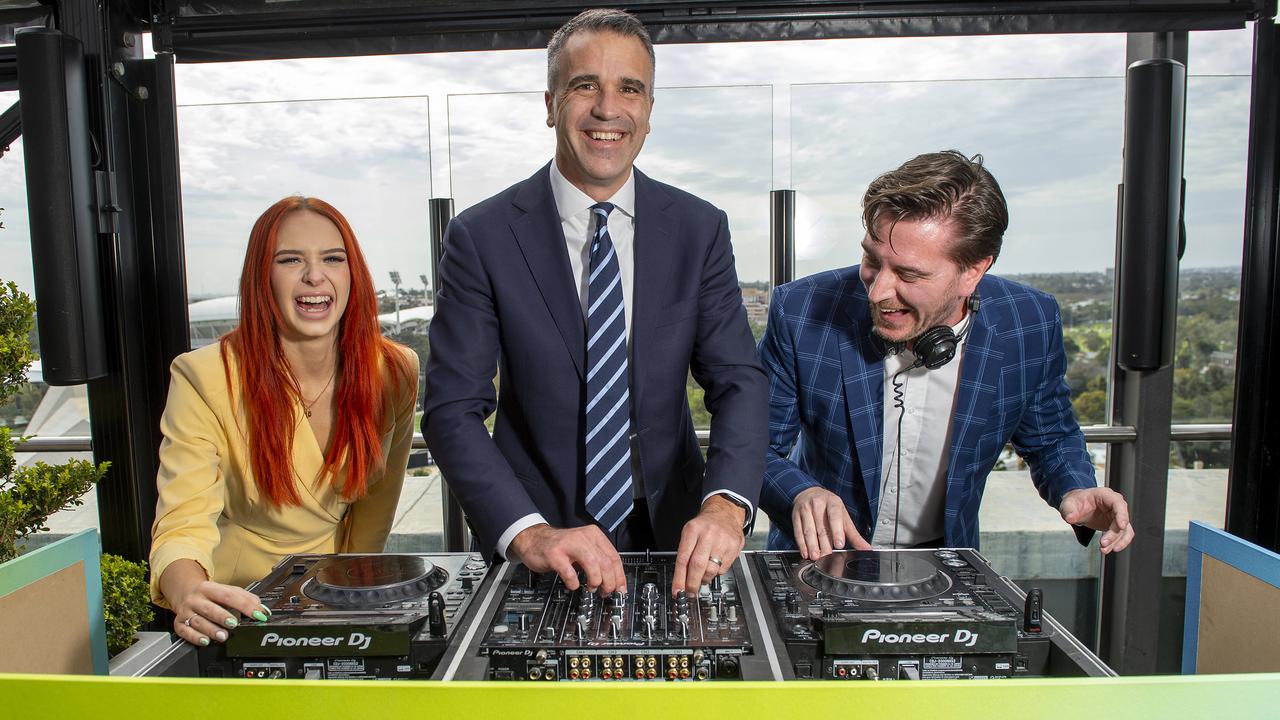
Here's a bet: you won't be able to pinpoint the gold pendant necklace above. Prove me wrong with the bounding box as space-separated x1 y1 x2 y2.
299 372 336 418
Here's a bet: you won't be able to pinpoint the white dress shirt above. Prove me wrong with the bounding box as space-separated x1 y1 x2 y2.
872 315 970 547
495 163 751 560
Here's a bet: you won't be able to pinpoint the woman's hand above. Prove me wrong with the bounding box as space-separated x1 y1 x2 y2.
160 559 271 646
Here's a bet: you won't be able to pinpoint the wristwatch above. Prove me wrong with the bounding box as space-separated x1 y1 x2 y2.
714 493 754 531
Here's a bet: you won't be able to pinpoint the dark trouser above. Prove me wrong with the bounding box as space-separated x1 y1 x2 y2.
608 498 659 552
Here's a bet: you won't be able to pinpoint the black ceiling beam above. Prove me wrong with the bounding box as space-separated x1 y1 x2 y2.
150 0 1272 63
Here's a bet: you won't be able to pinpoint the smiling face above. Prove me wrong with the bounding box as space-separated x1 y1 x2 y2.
860 216 992 346
545 30 654 201
269 210 351 345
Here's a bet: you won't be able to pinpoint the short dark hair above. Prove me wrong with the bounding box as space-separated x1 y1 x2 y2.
862 150 1009 268
546 8 655 94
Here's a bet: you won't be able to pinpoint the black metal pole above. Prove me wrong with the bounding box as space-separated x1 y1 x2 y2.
428 196 468 552
770 189 796 289
1227 19 1280 552
1097 32 1187 676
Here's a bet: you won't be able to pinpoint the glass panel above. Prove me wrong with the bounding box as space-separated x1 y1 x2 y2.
1160 29 1252 593
0 108 99 546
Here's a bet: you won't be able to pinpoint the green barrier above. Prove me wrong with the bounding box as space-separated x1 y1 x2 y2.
4 674 1279 719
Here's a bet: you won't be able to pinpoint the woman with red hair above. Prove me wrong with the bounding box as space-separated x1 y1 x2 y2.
149 197 418 647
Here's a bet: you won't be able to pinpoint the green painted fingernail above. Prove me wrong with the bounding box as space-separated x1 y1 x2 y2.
252 610 268 622
224 617 239 628
198 637 210 647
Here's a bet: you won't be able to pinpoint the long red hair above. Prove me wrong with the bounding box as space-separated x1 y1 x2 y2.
222 196 413 506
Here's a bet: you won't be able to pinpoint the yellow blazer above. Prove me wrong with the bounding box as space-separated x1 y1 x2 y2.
148 341 419 606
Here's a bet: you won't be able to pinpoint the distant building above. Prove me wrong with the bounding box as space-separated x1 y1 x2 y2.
188 296 240 348
1210 350 1236 370
741 286 769 324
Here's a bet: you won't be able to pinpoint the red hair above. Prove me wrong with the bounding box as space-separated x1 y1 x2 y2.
222 196 413 506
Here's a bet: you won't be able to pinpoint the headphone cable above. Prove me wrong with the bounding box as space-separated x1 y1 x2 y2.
889 366 910 549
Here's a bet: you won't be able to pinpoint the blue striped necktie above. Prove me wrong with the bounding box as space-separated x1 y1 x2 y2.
583 202 634 531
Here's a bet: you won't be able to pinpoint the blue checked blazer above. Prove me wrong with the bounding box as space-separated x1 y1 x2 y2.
758 267 1097 550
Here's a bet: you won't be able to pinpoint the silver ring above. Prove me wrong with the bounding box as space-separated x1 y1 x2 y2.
182 614 196 627
709 556 723 567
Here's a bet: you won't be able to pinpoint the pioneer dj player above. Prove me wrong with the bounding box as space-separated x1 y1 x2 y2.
197 553 489 680
751 549 1111 680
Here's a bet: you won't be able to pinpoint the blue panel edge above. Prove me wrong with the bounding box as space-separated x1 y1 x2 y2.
1181 531 1203 674
1188 520 1280 588
0 529 108 675
1183 521 1280 676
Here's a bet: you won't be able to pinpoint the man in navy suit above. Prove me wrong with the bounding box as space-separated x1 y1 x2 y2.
758 151 1134 559
423 9 767 596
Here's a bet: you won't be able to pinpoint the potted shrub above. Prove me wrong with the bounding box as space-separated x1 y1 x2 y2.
0 279 114 673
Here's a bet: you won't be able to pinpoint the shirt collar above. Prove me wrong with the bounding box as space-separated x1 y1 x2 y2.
549 160 636 222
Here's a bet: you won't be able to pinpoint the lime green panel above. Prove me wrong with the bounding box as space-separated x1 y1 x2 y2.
3 674 1279 719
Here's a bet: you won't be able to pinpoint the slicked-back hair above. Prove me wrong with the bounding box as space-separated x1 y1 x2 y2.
546 8 655 94
862 150 1009 268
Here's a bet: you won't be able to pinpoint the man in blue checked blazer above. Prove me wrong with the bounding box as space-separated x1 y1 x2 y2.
758 151 1134 559
423 9 767 596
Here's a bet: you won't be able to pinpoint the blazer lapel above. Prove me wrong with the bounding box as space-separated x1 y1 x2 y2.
510 165 586 379
630 170 676 401
840 289 886 515
945 304 1003 500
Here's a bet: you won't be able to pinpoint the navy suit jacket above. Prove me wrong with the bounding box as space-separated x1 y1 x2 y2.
758 268 1097 550
423 164 768 558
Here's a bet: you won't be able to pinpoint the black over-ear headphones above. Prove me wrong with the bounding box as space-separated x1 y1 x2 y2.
876 294 981 370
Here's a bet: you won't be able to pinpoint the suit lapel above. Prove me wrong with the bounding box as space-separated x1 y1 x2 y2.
840 288 886 514
510 165 586 379
630 170 676 401
945 301 1003 503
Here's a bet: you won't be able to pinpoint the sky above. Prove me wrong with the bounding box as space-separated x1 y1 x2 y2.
0 26 1257 298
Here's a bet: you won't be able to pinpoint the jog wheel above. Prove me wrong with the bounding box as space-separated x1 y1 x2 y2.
302 555 449 608
799 551 951 602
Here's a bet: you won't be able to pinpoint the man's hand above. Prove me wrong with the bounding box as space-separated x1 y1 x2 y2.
1059 487 1135 554
510 523 627 593
672 495 747 596
792 486 871 560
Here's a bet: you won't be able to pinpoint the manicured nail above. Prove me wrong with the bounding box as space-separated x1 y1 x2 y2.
260 605 273 617
223 617 239 628
215 629 228 642
252 610 268 622
198 637 210 647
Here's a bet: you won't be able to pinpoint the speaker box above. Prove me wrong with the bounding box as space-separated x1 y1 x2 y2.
1116 58 1185 373
16 28 107 385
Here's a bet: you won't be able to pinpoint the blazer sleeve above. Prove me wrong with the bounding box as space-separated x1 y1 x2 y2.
1012 298 1098 509
422 214 541 553
149 352 229 608
690 209 769 506
343 348 419 552
757 285 822 521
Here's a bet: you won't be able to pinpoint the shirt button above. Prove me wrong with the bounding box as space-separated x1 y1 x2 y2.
880 519 890 525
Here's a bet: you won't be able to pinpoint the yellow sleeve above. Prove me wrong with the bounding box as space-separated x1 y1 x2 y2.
148 351 228 608
343 349 418 552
